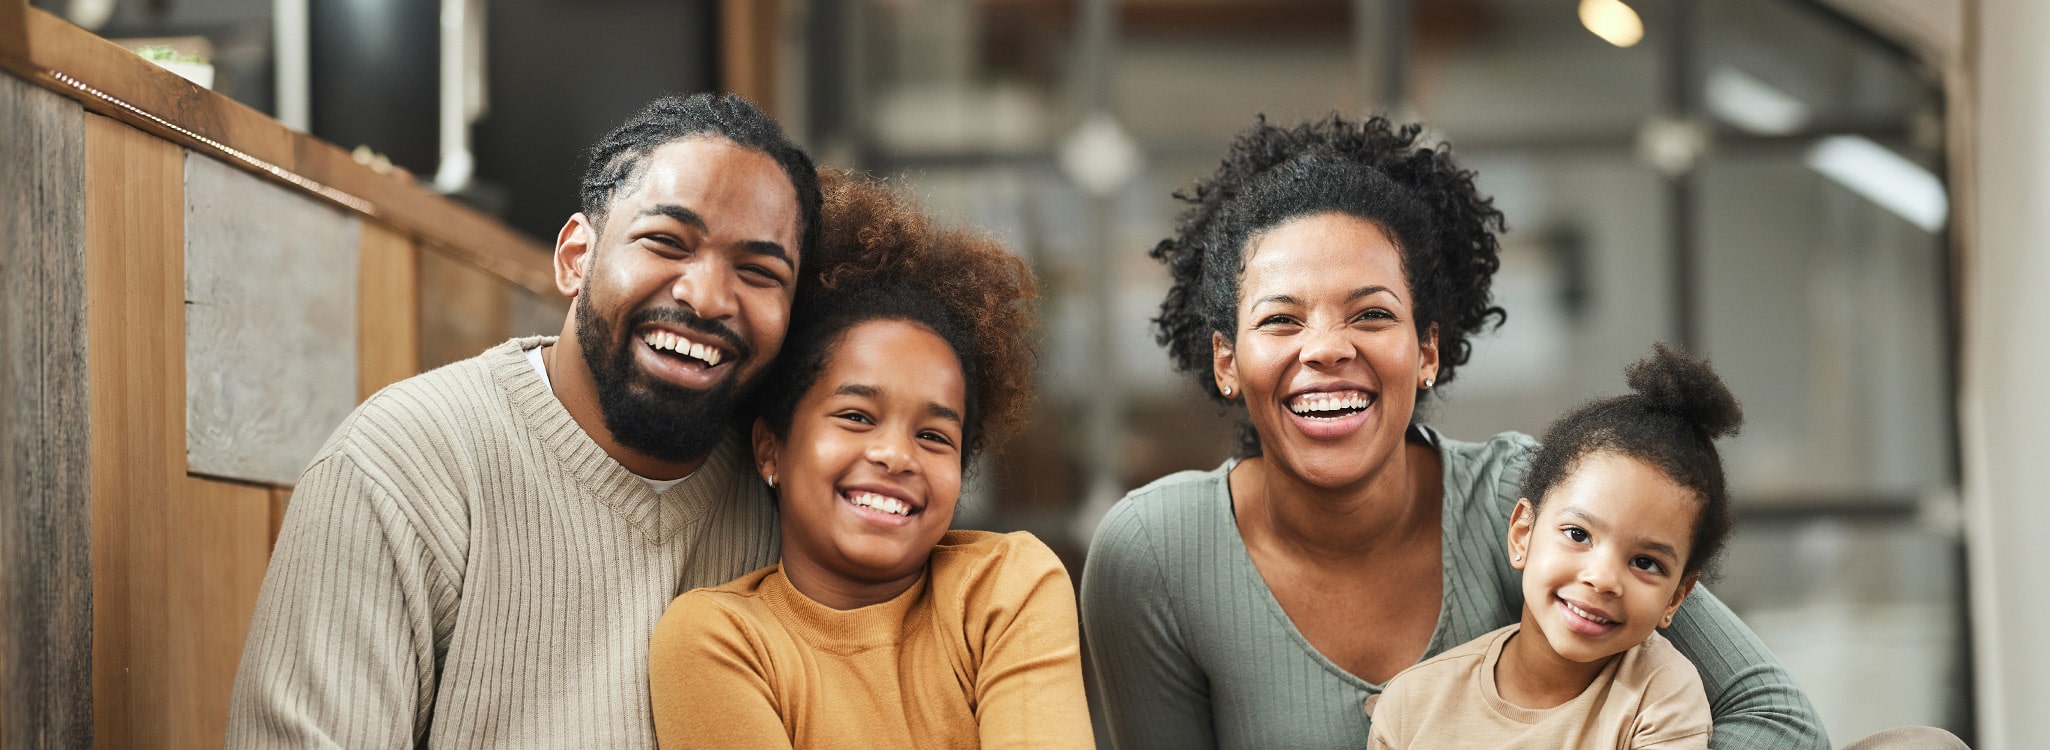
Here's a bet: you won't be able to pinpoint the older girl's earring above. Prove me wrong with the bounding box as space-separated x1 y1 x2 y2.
766 474 777 488
1221 385 1233 397
1512 553 1521 563
1424 378 1435 389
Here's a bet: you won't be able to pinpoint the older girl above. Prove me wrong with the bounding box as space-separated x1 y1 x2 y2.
650 172 1090 748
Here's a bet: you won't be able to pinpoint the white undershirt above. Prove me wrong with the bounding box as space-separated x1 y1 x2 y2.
526 345 689 494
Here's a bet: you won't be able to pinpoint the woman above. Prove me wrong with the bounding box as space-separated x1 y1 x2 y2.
649 171 1092 748
1079 115 1827 749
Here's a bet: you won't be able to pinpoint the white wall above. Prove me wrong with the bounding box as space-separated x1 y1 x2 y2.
1964 0 2050 747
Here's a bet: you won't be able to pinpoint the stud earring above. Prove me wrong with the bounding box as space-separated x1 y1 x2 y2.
1512 554 1521 563
1221 385 1233 397
766 474 777 488
1424 377 1435 389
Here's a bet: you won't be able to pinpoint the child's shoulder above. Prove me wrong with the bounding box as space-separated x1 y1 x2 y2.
1618 631 1711 698
1381 624 1516 699
928 530 1074 612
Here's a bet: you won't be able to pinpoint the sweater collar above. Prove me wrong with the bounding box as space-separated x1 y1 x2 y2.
758 564 931 654
489 336 752 544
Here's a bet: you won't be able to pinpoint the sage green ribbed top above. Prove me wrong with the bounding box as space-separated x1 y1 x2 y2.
1080 427 1827 750
226 337 780 748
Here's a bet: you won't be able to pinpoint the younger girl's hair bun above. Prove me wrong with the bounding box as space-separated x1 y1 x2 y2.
1624 342 1743 440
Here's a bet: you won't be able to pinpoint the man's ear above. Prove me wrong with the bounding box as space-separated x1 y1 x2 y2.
1507 498 1536 571
750 418 781 489
555 212 597 299
1662 573 1700 628
1212 331 1239 399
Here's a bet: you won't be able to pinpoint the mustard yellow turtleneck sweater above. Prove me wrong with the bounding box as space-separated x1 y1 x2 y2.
648 530 1093 749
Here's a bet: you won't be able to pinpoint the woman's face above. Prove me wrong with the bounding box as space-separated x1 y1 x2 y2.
756 318 966 596
1213 211 1438 489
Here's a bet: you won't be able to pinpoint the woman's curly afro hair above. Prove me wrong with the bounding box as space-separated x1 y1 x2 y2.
1521 343 1744 579
753 169 1039 465
1151 114 1506 453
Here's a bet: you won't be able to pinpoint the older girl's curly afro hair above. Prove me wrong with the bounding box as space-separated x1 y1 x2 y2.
1521 343 1744 579
754 169 1039 463
1151 114 1506 453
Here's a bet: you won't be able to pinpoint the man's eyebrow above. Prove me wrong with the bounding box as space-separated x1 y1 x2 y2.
740 240 793 269
638 204 706 231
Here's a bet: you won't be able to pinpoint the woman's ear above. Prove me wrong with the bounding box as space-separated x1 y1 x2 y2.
1212 331 1239 399
1507 497 1536 570
751 418 781 490
1661 574 1700 628
1418 323 1440 390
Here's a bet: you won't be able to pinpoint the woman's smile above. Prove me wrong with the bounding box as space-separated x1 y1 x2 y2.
1216 211 1437 488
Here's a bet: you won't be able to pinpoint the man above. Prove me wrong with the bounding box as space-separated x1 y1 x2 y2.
227 93 823 747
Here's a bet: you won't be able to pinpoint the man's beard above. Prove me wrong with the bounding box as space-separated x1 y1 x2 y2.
574 292 752 464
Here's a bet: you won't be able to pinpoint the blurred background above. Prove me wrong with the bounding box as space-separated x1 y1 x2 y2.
26 0 1984 744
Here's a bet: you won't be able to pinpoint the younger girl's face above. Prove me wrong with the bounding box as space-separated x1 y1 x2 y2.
758 319 967 600
1507 451 1700 665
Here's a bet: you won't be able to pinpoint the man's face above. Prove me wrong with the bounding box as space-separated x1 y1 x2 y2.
566 137 802 462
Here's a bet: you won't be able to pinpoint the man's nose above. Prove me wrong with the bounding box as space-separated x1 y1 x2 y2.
670 257 739 320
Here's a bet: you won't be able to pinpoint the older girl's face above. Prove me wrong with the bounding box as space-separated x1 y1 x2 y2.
1213 211 1438 489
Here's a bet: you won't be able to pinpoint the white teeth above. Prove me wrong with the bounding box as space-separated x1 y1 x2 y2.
641 331 723 366
847 491 911 516
1563 600 1614 624
1288 392 1371 417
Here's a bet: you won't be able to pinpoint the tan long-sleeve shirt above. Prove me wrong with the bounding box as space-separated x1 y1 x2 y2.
226 337 781 748
648 530 1093 749
1368 625 1712 749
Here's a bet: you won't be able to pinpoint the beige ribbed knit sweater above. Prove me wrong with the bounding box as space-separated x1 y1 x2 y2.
226 336 780 748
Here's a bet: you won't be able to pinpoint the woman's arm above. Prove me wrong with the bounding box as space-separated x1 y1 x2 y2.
969 534 1095 749
1662 587 1829 749
648 593 793 750
1080 502 1218 750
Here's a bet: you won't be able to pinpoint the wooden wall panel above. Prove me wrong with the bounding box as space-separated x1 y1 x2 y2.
1 62 89 750
418 246 511 371
508 286 572 341
83 113 183 750
184 153 360 487
162 477 270 749
360 222 422 399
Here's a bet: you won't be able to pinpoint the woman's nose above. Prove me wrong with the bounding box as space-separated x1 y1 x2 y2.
1298 326 1355 367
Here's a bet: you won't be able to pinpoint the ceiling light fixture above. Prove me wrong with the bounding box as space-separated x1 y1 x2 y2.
1579 0 1645 48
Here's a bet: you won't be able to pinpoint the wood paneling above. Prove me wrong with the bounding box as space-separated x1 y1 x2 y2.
87 113 280 750
184 153 360 487
163 477 270 749
1 63 89 750
360 222 422 399
720 0 780 113
84 113 183 750
419 246 512 371
0 7 553 296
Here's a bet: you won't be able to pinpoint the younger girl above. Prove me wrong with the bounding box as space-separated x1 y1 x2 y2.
1369 343 1739 748
648 171 1092 748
